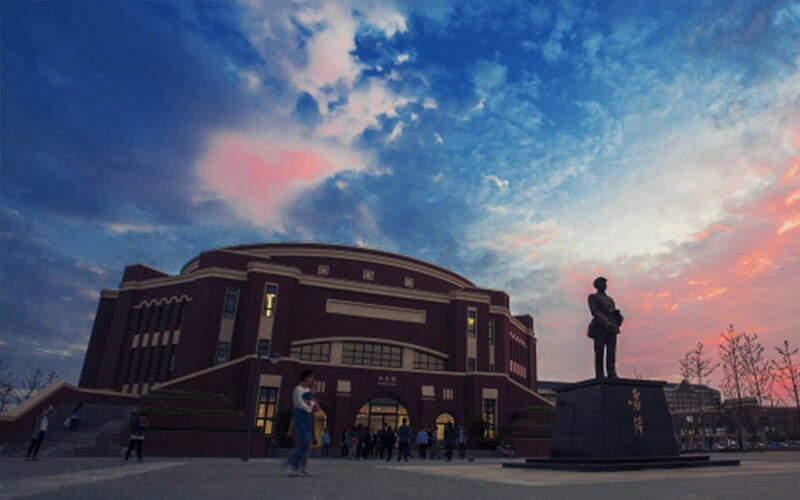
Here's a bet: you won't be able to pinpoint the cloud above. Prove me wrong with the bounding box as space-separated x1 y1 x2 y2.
463 59 800 382
196 131 367 230
396 53 410 64
433 132 443 144
387 121 404 142
194 0 413 230
423 97 438 109
482 173 510 190
0 208 115 383
468 58 508 94
541 13 575 62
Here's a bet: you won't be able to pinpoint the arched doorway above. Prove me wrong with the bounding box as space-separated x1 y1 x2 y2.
312 408 328 449
435 412 456 441
356 397 410 431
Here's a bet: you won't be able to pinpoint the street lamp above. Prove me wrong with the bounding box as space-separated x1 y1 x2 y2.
242 344 280 462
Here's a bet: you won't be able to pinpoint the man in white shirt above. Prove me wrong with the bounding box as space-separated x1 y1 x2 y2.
283 369 317 476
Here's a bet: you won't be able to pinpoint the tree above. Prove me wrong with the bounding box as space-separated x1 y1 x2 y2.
775 340 800 440
0 359 15 415
679 342 718 386
718 325 746 446
774 340 800 408
739 332 775 443
739 332 773 407
678 342 719 449
15 368 59 405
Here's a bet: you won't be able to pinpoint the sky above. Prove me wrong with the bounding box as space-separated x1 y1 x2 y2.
1 0 799 397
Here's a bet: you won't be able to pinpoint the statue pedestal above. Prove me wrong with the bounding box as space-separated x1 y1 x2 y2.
503 378 740 471
551 378 677 458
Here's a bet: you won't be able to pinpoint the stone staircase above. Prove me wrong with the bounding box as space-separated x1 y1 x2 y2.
0 403 136 458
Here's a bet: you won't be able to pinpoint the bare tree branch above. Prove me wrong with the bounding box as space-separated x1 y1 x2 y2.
774 340 800 408
0 359 15 415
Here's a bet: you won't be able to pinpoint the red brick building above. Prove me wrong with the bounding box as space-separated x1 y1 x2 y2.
78 242 552 454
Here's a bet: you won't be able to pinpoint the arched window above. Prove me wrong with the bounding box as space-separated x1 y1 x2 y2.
312 408 328 448
435 412 456 441
356 397 410 431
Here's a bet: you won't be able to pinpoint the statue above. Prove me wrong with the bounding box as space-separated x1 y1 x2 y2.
587 277 623 379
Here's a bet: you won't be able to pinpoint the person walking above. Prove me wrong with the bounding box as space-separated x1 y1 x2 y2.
321 428 330 457
377 426 386 459
429 425 439 460
348 427 359 460
26 405 56 460
457 425 467 459
125 413 148 462
340 429 349 457
444 423 455 461
383 425 395 461
416 427 428 460
396 418 411 462
282 370 317 476
68 403 84 431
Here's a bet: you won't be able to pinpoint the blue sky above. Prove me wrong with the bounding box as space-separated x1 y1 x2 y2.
2 1 799 392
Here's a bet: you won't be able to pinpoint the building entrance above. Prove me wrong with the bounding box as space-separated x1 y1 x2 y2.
356 397 410 431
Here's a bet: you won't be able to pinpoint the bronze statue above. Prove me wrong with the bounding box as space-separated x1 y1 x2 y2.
587 277 623 379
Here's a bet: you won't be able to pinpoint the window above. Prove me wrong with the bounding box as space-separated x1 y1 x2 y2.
404 277 414 288
126 349 136 383
289 343 331 362
154 346 166 382
135 308 145 334
467 357 476 372
135 349 144 382
263 284 278 317
256 387 279 435
362 269 374 281
482 399 496 438
164 302 175 332
488 319 494 346
257 339 270 356
317 265 329 276
167 345 177 379
144 347 154 382
216 341 230 364
175 301 185 330
223 288 240 319
154 305 164 332
467 309 476 338
315 381 326 393
443 388 454 400
413 351 446 371
342 341 402 368
145 307 155 333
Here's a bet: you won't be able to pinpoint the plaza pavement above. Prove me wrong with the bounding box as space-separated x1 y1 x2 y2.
1 453 799 499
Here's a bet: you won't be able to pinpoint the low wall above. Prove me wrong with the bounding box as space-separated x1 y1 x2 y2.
125 430 268 458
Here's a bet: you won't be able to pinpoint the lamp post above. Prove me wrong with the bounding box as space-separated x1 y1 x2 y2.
242 345 281 462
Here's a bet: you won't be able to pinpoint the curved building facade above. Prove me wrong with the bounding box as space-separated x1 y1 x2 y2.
80 243 550 450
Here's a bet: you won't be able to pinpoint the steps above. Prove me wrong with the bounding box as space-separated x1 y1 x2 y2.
0 403 136 458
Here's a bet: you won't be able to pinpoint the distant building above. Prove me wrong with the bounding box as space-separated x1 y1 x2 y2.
536 380 568 404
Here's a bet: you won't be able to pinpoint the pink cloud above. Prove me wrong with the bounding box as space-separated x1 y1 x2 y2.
534 158 800 386
196 132 365 229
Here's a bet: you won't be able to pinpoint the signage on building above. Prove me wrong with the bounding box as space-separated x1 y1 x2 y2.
378 375 397 387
